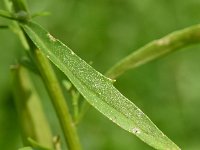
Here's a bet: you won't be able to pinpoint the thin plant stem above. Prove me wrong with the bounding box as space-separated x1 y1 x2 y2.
106 24 200 79
71 90 80 122
33 49 82 150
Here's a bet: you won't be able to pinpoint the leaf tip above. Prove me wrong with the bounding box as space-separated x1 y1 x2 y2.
106 77 116 84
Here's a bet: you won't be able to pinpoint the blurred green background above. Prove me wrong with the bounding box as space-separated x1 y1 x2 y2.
1 0 200 149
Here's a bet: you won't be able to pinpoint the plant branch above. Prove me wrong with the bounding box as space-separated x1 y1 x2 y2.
105 24 200 79
33 49 81 150
10 0 82 149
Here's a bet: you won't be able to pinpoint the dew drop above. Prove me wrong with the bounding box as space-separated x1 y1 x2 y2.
71 51 75 55
107 77 116 83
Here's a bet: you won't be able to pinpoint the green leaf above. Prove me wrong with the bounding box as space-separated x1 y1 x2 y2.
22 21 181 150
0 9 13 20
0 9 29 22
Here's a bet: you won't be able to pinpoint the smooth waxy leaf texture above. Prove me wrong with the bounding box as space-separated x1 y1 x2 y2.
22 22 180 150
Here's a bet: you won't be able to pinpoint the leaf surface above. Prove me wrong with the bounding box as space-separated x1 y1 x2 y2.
22 21 180 150
0 9 13 19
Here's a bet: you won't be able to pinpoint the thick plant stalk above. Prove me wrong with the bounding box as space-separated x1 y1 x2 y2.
11 65 53 148
33 49 81 150
106 24 200 79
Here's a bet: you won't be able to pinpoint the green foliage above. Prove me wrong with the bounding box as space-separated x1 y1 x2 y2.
0 9 14 20
1 0 200 150
22 21 180 150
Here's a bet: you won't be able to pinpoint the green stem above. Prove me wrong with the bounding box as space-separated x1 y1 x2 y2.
71 90 80 122
106 24 200 79
33 49 81 150
9 0 82 149
11 0 28 12
11 65 53 148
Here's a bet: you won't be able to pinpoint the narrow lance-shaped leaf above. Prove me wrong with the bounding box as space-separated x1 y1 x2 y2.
22 22 180 150
0 9 13 19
